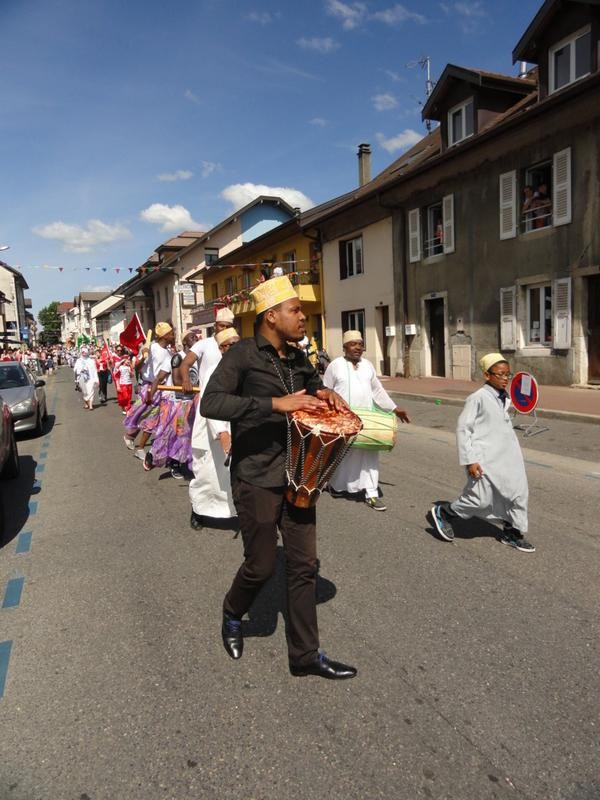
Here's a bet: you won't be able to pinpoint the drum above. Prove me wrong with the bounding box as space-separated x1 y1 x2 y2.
351 407 397 451
286 406 363 508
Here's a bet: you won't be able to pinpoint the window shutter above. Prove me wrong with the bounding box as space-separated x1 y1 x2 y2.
499 171 516 239
339 242 348 280
442 194 455 254
553 148 572 226
553 277 572 349
408 209 421 263
500 286 517 350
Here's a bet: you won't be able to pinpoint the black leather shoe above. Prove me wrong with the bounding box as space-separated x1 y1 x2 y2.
290 652 357 680
190 511 203 531
222 613 243 660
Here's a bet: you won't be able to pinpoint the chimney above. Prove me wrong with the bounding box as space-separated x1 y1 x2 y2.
357 143 371 186
519 61 528 79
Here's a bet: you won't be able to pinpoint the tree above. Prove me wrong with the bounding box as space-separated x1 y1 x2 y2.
38 301 62 345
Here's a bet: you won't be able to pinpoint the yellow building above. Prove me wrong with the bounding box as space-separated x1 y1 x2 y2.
202 218 325 345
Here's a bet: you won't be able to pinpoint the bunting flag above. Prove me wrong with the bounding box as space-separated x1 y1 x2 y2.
14 258 316 273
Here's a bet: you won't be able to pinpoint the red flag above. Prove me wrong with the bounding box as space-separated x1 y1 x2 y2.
119 313 145 352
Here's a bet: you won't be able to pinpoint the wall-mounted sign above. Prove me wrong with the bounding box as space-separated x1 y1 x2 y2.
179 283 197 306
404 323 417 336
385 326 396 336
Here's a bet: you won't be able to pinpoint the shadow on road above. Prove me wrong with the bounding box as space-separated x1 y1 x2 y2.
242 546 337 640
0 454 38 548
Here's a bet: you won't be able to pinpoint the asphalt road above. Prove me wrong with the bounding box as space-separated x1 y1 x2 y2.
0 368 598 800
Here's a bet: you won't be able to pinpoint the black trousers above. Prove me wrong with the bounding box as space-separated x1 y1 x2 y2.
224 479 319 667
98 370 110 402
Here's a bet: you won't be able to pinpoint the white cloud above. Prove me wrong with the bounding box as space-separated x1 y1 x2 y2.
221 183 314 212
83 284 113 292
383 69 406 83
139 203 203 233
184 88 201 104
246 10 277 24
375 128 422 153
309 117 328 126
372 4 427 24
372 92 398 111
326 0 367 30
157 169 194 182
440 1 487 31
32 220 132 253
297 36 340 53
200 160 221 178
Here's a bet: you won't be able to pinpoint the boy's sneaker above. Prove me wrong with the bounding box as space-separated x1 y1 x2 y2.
123 435 135 450
431 503 455 542
498 527 535 552
365 496 387 511
143 452 154 471
170 465 184 480
134 448 146 461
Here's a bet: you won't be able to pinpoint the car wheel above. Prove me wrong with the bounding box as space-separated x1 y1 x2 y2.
0 430 20 479
34 410 44 437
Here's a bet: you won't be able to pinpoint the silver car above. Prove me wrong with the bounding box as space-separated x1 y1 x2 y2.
0 361 48 435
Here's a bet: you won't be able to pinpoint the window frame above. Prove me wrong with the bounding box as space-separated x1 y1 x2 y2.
526 282 553 347
521 160 553 233
225 276 235 295
447 97 474 147
549 25 591 94
424 201 444 258
339 235 364 280
341 308 366 347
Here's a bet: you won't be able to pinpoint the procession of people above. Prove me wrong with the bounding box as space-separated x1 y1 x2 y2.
58 273 534 681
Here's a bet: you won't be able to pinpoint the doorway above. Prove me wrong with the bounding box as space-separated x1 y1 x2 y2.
588 275 600 383
377 305 390 375
425 297 446 377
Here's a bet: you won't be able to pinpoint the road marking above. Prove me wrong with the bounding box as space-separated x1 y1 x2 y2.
524 460 552 469
0 641 12 698
41 442 50 449
35 464 45 474
28 501 38 516
2 578 24 609
585 473 600 480
15 532 32 554
38 452 48 460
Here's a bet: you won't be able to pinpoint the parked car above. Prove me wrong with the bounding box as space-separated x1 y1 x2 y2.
0 393 19 478
26 358 45 380
0 361 47 435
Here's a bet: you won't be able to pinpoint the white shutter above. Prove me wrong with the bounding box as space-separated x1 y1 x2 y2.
442 194 455 254
499 171 517 240
553 147 572 226
408 208 421 263
552 277 572 349
500 286 517 350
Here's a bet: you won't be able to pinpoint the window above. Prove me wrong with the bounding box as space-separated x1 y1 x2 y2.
341 309 365 346
339 236 363 280
156 291 161 310
205 248 219 266
282 250 296 274
425 202 444 257
164 287 169 307
225 276 235 294
211 283 219 300
527 284 552 345
550 27 591 93
521 161 552 232
447 98 474 146
241 270 252 289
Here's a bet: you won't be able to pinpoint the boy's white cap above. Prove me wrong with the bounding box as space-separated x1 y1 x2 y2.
479 352 508 373
343 330 363 345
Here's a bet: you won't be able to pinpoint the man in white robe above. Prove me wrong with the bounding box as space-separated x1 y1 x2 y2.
188 328 240 530
73 346 99 410
431 353 534 552
323 330 410 511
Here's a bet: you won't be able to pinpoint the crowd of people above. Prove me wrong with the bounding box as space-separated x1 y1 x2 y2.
60 273 533 680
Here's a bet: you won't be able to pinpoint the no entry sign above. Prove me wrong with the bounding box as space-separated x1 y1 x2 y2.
510 371 539 414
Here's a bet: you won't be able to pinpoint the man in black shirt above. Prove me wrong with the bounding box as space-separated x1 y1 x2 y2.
200 276 357 680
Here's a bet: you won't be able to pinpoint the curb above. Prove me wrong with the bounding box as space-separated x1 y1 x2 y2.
387 391 600 426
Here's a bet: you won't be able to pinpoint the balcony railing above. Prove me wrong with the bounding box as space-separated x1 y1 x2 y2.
521 207 552 233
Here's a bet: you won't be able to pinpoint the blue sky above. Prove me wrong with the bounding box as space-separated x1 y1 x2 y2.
0 0 541 312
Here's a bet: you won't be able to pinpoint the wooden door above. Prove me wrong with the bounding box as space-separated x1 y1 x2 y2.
588 275 600 383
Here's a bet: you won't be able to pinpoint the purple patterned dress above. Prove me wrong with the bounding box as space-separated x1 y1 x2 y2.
123 384 163 437
149 395 196 467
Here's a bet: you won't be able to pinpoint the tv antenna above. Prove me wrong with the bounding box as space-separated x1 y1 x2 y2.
407 56 435 131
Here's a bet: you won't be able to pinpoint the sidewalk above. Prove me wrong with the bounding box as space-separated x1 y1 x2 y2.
380 375 600 424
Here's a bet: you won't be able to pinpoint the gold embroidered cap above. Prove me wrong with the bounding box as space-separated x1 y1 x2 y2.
215 327 240 347
343 329 363 345
479 352 507 373
215 307 235 323
154 321 173 337
251 275 297 315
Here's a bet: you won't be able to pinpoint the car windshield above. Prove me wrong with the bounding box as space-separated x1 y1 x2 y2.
0 364 29 389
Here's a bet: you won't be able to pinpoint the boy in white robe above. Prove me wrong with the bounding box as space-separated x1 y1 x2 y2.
188 328 240 531
323 330 410 511
431 353 534 552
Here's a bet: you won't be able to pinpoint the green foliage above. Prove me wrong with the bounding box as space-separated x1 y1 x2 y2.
38 301 61 344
